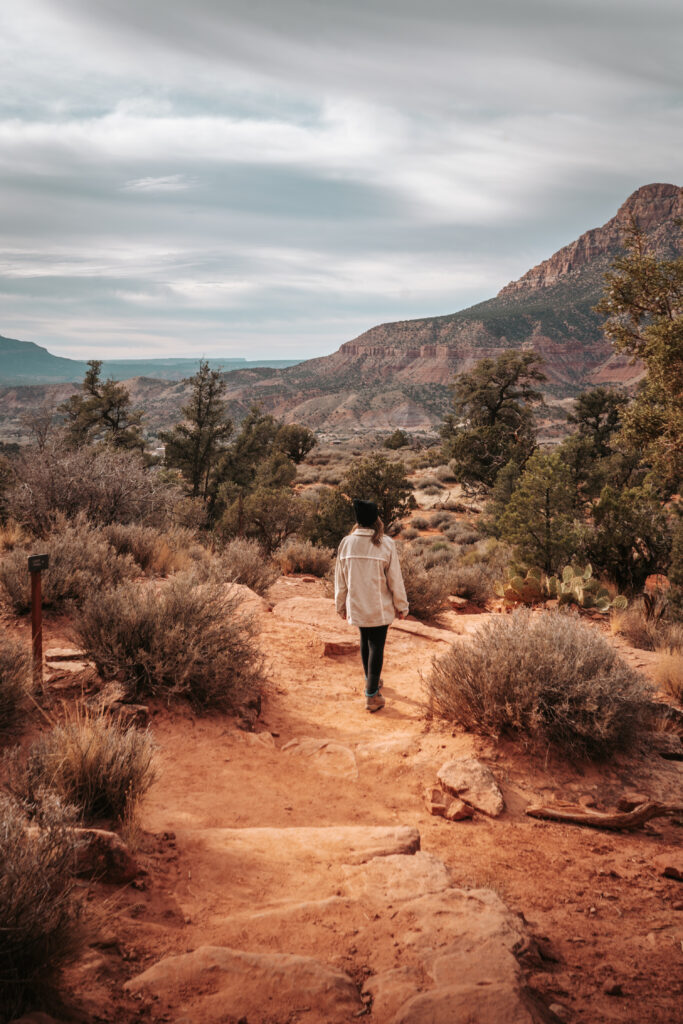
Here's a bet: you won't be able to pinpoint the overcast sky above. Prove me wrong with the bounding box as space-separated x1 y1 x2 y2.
1 1 681 360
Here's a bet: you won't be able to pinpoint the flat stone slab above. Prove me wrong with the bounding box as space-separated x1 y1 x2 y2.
44 647 87 661
282 737 358 778
437 758 505 817
342 851 452 902
124 946 361 1023
176 825 421 911
273 596 360 654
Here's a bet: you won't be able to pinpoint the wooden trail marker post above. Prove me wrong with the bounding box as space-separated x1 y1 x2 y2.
28 553 49 691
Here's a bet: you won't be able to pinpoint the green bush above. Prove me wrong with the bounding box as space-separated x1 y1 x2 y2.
0 515 136 614
222 537 279 595
0 794 80 1019
72 575 264 710
0 634 31 731
20 706 156 822
427 609 652 757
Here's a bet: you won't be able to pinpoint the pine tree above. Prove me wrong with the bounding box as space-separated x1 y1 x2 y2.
60 360 144 450
160 361 233 499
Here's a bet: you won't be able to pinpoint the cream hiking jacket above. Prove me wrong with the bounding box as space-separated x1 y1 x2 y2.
335 528 409 627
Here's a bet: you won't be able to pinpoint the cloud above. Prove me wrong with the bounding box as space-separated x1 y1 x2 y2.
0 0 681 359
122 174 194 193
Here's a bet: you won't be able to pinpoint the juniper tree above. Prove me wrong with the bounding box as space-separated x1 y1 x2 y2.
441 350 546 490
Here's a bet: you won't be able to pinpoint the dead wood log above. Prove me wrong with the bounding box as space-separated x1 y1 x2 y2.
525 801 683 831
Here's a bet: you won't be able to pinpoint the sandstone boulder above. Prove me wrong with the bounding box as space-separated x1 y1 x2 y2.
124 946 362 1023
437 758 505 817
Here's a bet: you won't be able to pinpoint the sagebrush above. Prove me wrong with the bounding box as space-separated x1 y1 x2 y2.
222 537 279 595
399 546 452 620
0 515 136 613
103 522 206 576
20 706 156 821
275 538 334 577
0 794 80 1018
72 574 264 709
427 608 652 757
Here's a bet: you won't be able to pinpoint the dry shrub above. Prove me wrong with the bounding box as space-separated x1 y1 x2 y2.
0 520 26 553
19 706 156 822
399 546 452 621
434 464 459 483
447 563 495 604
0 793 80 1019
0 634 31 731
5 440 182 535
222 537 279 595
429 510 452 529
72 575 264 710
411 515 429 530
0 515 136 613
652 651 683 703
445 521 481 545
427 609 652 757
401 527 419 540
275 538 334 577
102 522 205 576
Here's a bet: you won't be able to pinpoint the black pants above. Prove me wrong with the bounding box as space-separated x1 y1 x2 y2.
359 625 389 696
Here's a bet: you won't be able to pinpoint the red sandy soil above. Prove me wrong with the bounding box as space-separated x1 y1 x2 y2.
5 579 683 1024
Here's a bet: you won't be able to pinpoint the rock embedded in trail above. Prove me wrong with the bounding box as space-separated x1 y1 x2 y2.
424 785 474 821
342 851 452 902
73 827 139 883
437 757 505 817
124 946 362 1023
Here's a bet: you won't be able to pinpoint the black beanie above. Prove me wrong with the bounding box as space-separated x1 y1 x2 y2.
353 498 379 528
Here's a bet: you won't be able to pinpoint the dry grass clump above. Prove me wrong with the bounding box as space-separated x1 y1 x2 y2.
222 537 279 595
428 510 451 528
275 538 334 577
18 706 156 822
0 634 31 731
399 546 452 621
401 526 419 540
427 609 652 757
0 515 136 613
652 650 683 703
72 575 264 710
0 793 80 1019
5 441 182 535
434 464 459 483
0 520 26 553
102 522 206 576
610 600 682 651
411 515 429 530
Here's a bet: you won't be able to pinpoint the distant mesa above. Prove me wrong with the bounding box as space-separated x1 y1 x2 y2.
0 182 680 437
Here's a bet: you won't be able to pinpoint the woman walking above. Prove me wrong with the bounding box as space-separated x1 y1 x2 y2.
335 499 409 712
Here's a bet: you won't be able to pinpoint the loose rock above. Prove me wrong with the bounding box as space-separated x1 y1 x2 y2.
444 798 474 821
73 828 138 883
437 758 505 817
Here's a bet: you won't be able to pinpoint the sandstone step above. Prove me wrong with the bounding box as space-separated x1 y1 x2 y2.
124 946 362 1023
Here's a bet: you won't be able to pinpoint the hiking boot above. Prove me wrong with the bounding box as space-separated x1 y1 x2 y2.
365 692 386 713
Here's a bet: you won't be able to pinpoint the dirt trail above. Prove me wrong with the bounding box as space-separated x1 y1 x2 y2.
56 577 682 1024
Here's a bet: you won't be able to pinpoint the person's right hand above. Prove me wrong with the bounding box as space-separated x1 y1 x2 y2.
397 611 407 620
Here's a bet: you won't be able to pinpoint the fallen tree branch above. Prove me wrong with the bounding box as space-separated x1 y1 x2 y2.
525 801 683 831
